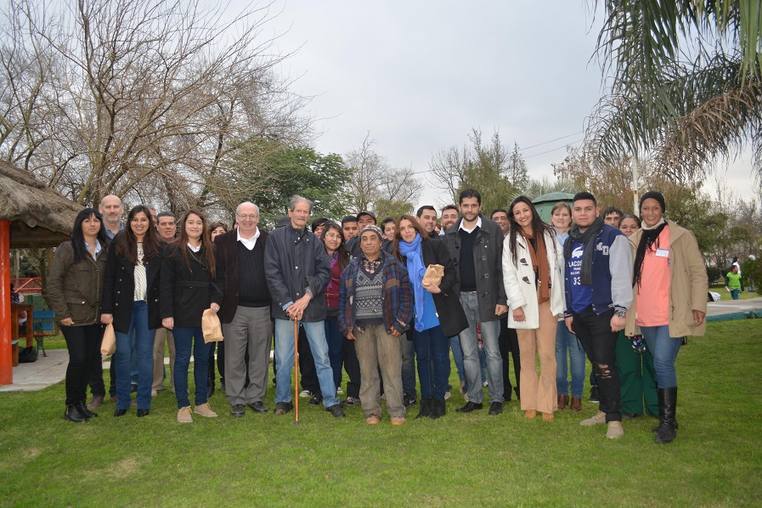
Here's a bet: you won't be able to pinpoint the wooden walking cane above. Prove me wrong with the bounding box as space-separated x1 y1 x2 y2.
294 318 300 424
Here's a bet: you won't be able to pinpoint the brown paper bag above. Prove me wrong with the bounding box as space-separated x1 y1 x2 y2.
101 323 116 356
202 308 224 343
422 264 444 288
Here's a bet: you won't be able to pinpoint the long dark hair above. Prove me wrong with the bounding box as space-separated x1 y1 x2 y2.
71 208 108 263
393 214 427 260
321 221 349 270
175 209 216 278
507 195 554 266
115 205 160 263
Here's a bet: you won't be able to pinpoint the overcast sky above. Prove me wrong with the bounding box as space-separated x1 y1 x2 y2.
245 0 757 210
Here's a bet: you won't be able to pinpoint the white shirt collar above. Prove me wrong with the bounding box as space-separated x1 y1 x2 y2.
187 242 201 253
237 227 261 250
459 216 482 234
85 239 102 258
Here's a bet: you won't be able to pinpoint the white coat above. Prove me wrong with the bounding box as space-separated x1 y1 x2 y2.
502 229 565 329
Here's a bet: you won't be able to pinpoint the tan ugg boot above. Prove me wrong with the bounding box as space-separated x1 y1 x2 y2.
194 403 218 418
606 421 624 439
177 406 193 424
580 411 606 426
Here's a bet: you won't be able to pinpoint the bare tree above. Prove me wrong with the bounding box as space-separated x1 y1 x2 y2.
344 133 385 212
429 144 470 204
378 167 422 204
0 0 308 210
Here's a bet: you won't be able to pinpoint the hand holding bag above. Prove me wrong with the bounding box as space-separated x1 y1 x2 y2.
422 264 444 288
100 323 116 356
202 308 224 343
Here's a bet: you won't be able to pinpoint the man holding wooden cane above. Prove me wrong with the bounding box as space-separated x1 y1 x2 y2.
265 195 344 418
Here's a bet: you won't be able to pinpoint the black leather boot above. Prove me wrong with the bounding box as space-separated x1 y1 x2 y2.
77 402 97 418
655 387 678 444
430 399 445 419
416 399 431 419
64 405 86 423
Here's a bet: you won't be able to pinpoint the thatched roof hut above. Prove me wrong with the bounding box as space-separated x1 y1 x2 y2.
0 161 82 248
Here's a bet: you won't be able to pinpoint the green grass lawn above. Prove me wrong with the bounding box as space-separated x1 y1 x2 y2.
1 320 761 507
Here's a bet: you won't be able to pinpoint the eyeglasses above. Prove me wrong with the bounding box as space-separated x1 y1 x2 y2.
236 214 258 220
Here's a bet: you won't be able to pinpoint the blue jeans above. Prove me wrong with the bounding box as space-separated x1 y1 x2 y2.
401 336 417 399
413 326 451 400
449 335 465 384
173 327 211 408
730 289 741 300
640 325 682 388
555 321 586 398
274 319 338 408
458 291 504 403
324 316 344 391
114 301 155 411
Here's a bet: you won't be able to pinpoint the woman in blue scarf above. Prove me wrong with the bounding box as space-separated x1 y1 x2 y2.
396 215 467 419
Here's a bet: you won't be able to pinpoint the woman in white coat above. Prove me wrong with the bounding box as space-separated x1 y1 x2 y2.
502 196 566 421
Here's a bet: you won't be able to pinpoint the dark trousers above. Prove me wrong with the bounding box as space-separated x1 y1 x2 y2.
208 341 225 388
498 317 521 400
572 307 622 422
88 348 106 398
616 332 658 416
62 324 104 405
412 325 450 401
324 316 361 398
298 327 320 394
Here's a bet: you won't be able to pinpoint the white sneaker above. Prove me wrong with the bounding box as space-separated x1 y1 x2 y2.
444 390 452 400
580 411 606 426
606 421 624 439
299 390 311 399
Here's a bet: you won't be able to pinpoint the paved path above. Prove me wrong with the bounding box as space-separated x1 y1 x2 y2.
0 349 68 393
707 297 762 317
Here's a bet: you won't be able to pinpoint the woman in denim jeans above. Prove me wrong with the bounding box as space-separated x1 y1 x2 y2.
160 210 220 423
625 191 708 444
397 216 467 419
550 202 586 411
101 206 162 417
321 221 361 405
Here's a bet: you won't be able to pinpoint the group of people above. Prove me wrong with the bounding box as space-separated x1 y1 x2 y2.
44 187 707 444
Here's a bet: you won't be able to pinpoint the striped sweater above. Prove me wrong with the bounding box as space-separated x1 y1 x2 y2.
338 252 412 335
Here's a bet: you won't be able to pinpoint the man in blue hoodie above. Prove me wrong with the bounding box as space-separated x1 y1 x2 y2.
563 192 633 439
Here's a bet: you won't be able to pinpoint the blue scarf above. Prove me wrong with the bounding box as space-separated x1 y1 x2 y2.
399 234 426 331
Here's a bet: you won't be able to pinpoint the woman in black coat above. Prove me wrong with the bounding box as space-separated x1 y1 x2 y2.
396 215 468 419
160 210 221 423
100 205 162 417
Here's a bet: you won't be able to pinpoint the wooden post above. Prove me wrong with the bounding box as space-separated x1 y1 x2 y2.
0 220 12 385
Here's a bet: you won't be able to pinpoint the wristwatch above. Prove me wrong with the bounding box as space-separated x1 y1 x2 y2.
614 308 627 318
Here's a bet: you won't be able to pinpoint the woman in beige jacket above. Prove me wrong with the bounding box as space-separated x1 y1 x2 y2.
625 191 708 444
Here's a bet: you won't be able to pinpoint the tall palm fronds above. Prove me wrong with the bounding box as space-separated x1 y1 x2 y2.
588 1 762 187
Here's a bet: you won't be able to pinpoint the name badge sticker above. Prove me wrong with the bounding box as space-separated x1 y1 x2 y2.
656 248 670 258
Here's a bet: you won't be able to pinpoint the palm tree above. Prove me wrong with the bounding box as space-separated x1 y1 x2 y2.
587 1 762 188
